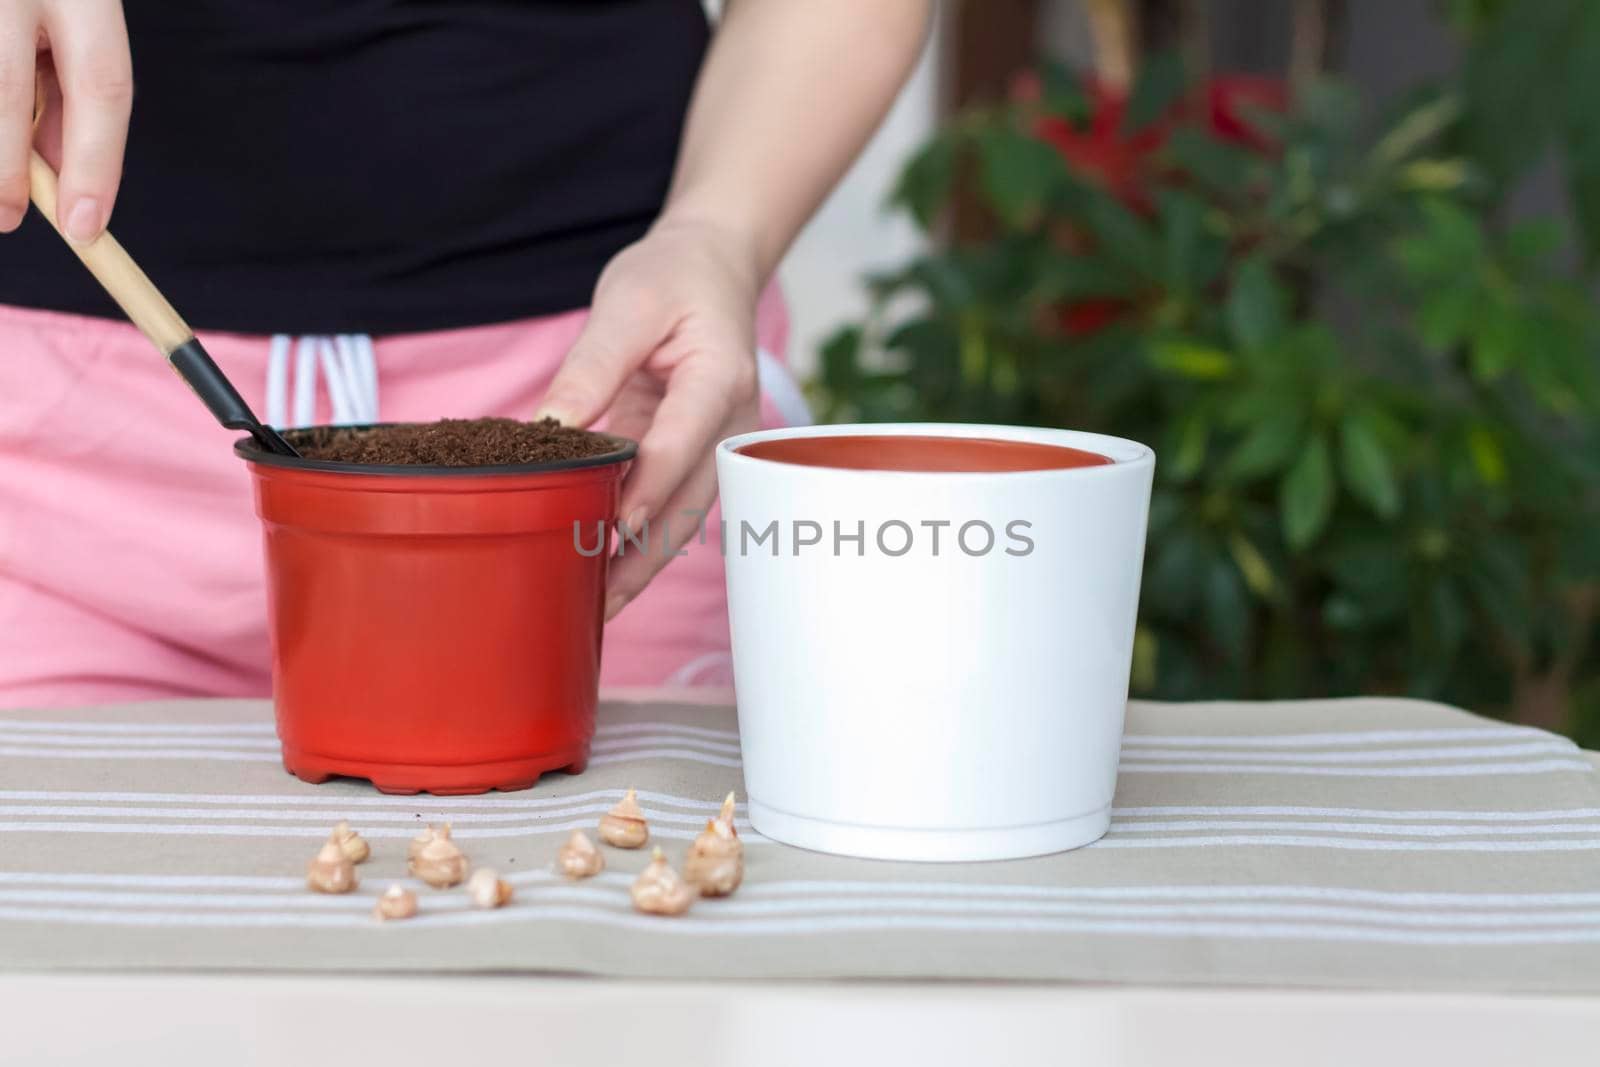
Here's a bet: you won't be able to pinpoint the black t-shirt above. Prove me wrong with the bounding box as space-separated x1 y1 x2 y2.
0 1 709 335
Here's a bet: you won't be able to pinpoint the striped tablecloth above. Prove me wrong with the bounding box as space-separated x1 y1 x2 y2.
2 696 1598 991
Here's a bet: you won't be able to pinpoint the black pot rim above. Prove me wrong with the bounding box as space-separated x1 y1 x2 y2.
234 424 638 477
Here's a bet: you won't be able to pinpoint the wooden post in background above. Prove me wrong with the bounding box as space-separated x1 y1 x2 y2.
950 0 1042 241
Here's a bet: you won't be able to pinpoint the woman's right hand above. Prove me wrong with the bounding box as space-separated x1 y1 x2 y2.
1 0 131 241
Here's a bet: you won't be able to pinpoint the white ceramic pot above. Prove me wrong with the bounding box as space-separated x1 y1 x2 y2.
715 423 1155 862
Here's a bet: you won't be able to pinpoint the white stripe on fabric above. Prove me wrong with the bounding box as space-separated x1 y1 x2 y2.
331 334 379 423
1111 805 1600 821
590 734 741 756
9 793 1595 827
265 334 290 428
0 819 723 843
1121 726 1553 748
292 335 318 427
0 720 730 740
6 807 1595 840
663 651 736 688
1106 819 1600 837
3 888 1599 931
0 735 281 750
755 346 812 427
4 732 728 754
1117 759 1595 777
0 743 1590 777
595 722 739 742
0 732 1564 764
10 820 1600 852
332 336 361 422
316 337 353 424
1121 741 1575 764
0 788 733 811
1 905 1598 944
721 880 1600 908
588 748 744 769
1089 834 1600 852
0 721 276 735
0 719 1563 752
356 335 379 422
0 746 279 762
8 871 1600 910
0 803 751 831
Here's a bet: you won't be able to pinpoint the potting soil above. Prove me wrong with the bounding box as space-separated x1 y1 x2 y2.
291 418 618 466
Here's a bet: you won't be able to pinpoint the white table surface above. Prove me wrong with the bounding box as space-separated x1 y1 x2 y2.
3 695 1595 1067
4 975 1598 1067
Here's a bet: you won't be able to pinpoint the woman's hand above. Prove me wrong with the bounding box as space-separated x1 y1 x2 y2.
538 0 929 618
538 217 763 619
1 0 132 240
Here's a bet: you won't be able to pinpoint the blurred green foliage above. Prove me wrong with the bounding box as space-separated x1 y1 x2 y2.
815 3 1600 738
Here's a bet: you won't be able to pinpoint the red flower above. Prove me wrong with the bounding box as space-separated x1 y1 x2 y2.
1030 73 1286 204
1032 79 1166 208
1207 75 1287 150
1059 299 1125 337
1028 71 1287 338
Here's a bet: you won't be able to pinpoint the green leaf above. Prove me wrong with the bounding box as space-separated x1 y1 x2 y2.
1145 526 1208 615
1203 556 1252 662
1460 0 1570 185
1223 411 1305 481
1562 3 1600 266
1338 412 1402 518
1123 51 1187 134
977 126 1068 228
890 132 957 230
1227 531 1279 600
1039 59 1090 123
818 326 861 388
1163 128 1255 198
1398 198 1484 281
1148 339 1235 380
1465 423 1508 486
1130 625 1158 693
1418 579 1468 671
1507 219 1564 262
906 256 978 309
1464 534 1533 650
1158 190 1205 295
1280 435 1335 549
1416 286 1475 351
1369 95 1462 171
1558 519 1600 580
1323 594 1366 631
1225 257 1288 353
1166 408 1210 483
1079 190 1163 280
1323 536 1409 620
1298 81 1363 139
1146 489 1184 537
1398 158 1473 192
1468 296 1519 379
1037 255 1136 302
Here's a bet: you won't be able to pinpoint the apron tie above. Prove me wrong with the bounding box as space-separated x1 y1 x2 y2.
265 334 379 428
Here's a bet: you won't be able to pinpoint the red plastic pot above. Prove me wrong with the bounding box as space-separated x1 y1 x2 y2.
235 431 635 795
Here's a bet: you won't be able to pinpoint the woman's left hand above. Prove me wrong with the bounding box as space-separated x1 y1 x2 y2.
537 216 762 620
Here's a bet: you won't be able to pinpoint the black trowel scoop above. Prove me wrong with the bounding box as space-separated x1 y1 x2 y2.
26 149 297 458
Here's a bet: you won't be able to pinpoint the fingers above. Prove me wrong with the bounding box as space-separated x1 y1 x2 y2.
41 0 131 242
606 453 721 620
617 352 756 531
598 374 666 444
538 290 666 429
0 7 37 232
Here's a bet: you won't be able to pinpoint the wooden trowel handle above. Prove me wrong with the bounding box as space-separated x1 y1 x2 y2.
27 150 195 357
